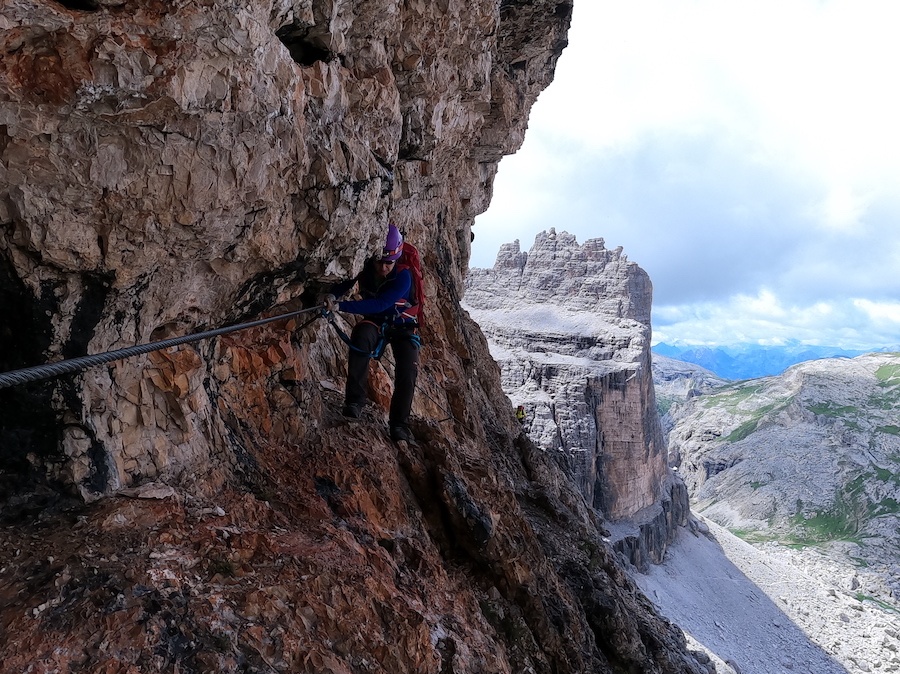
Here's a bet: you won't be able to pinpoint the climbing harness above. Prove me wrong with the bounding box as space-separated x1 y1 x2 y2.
323 311 420 360
324 314 386 359
0 305 326 390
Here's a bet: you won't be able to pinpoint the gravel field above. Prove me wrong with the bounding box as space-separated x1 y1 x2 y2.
629 517 900 674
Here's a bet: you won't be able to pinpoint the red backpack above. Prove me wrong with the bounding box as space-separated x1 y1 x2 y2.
395 241 425 327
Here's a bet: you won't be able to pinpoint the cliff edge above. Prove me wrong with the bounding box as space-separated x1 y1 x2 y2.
0 2 710 672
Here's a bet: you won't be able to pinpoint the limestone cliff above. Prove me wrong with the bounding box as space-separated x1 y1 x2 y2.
652 354 727 435
0 2 711 672
463 231 690 571
666 353 900 605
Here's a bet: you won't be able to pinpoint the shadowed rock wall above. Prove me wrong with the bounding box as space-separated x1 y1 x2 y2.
2 0 559 498
0 2 712 672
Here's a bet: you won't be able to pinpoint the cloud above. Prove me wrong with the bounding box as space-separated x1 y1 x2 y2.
652 294 900 350
476 126 819 302
471 0 900 351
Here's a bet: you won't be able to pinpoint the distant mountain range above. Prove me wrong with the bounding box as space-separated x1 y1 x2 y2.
652 342 900 380
660 352 900 615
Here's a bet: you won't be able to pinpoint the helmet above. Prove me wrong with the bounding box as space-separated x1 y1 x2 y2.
381 223 404 261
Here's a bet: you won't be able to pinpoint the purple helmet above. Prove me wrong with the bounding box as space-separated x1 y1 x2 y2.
381 224 404 261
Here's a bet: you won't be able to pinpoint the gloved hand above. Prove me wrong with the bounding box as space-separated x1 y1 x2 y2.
323 294 338 312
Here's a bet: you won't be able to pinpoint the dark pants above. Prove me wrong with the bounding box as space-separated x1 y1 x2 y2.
345 321 419 428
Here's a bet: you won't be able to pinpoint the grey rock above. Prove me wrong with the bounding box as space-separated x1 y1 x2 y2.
464 229 690 565
665 352 900 609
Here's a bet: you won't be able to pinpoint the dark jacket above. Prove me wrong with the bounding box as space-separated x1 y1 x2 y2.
331 258 414 326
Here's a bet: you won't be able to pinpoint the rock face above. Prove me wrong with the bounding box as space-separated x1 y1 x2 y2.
667 353 900 607
0 2 712 673
463 230 689 569
652 354 727 435
1 0 554 498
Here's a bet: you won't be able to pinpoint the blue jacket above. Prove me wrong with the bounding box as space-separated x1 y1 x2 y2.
331 259 415 326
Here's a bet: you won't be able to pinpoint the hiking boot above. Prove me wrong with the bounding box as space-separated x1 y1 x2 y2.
342 403 362 419
389 425 413 443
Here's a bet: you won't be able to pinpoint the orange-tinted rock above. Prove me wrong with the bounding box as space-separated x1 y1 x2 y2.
0 1 711 672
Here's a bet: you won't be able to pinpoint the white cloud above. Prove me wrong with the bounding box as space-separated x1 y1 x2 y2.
817 187 872 231
472 0 900 351
544 1 900 182
853 299 900 326
652 294 900 350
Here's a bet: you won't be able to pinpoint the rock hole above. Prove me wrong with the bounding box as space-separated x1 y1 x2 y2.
275 24 333 66
0 253 62 494
314 476 343 513
437 636 457 674
54 0 101 10
62 271 113 360
555 2 573 19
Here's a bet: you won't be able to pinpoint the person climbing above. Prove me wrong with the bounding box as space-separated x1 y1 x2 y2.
515 405 526 424
324 224 421 443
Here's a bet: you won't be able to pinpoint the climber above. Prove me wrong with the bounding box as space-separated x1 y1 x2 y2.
515 405 526 424
324 224 420 443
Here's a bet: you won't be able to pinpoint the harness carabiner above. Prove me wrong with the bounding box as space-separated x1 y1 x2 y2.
326 314 385 359
326 315 420 359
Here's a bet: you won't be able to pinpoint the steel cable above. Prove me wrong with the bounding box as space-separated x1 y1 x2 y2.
0 305 325 389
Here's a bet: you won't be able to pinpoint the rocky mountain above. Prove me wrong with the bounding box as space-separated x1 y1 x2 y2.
665 353 900 610
0 2 713 673
653 341 886 380
463 230 690 571
652 354 727 428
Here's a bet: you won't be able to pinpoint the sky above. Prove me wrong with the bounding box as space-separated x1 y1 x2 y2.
470 0 900 350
